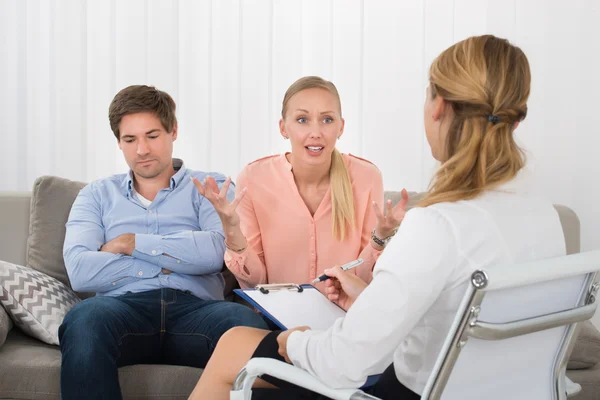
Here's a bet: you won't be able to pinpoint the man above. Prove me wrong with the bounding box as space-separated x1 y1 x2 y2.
59 85 267 400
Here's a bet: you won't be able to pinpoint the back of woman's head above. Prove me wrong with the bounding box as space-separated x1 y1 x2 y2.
421 35 531 207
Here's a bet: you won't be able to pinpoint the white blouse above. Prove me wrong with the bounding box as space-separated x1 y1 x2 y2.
286 183 566 393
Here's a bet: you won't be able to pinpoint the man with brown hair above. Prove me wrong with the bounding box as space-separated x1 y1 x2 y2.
58 85 267 400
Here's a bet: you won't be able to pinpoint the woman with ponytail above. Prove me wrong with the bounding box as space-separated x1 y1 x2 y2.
193 76 407 291
191 35 565 400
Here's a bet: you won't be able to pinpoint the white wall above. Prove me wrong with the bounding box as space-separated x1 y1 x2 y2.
1 0 599 325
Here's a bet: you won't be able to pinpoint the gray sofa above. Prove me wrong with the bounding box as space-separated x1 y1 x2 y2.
0 176 599 399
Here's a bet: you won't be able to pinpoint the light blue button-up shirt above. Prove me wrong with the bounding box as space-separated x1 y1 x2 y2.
63 159 234 300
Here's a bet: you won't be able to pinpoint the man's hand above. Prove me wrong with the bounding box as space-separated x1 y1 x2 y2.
100 234 135 256
277 326 311 363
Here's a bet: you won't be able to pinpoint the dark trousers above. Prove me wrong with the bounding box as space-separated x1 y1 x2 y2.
59 288 267 400
250 331 420 400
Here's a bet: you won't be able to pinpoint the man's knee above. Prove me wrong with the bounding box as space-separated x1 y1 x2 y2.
59 297 121 346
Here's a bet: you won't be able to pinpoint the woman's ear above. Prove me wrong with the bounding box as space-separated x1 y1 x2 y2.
513 121 520 131
432 96 446 122
279 119 287 139
337 117 345 140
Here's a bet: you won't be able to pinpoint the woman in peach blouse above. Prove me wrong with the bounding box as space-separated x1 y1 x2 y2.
193 76 407 288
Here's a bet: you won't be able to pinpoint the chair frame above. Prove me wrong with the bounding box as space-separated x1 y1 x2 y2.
422 271 598 399
231 250 600 400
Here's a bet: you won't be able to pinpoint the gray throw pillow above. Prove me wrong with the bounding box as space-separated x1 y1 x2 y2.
0 303 13 347
568 321 600 370
0 260 80 345
26 176 90 298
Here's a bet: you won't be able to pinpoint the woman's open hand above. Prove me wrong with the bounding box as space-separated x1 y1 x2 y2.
192 176 246 227
373 188 409 240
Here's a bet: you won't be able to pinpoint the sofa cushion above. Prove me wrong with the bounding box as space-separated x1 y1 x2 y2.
568 321 600 370
0 329 203 400
0 303 12 347
0 260 80 345
567 361 600 400
26 176 89 297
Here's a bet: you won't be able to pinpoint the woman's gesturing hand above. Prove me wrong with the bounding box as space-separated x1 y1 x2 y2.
373 188 409 239
192 176 246 227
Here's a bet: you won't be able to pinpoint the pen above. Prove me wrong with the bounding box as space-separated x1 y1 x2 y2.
311 258 364 284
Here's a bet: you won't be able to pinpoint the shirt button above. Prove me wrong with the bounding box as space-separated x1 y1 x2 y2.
138 271 143 276
151 250 157 255
148 210 153 214
310 236 314 240
177 260 181 264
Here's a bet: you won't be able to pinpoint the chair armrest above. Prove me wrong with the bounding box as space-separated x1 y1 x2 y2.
230 358 376 400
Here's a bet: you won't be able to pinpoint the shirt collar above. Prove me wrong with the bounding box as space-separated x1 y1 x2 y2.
122 158 187 196
170 158 186 189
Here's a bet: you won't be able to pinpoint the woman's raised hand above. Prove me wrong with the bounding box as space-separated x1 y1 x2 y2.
191 176 247 227
373 188 409 239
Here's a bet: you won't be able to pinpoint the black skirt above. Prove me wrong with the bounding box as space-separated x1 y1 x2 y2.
249 331 420 400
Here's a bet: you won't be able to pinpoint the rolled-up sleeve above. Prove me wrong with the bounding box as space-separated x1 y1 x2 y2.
355 167 385 283
224 168 268 287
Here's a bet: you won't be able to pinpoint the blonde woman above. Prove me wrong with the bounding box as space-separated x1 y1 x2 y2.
194 76 407 289
189 35 567 400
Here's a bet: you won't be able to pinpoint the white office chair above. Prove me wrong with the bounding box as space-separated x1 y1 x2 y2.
230 250 600 400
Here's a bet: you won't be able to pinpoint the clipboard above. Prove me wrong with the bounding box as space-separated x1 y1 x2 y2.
234 283 346 330
235 283 382 389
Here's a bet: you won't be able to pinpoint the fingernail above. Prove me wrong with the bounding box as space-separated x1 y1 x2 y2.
241 187 247 193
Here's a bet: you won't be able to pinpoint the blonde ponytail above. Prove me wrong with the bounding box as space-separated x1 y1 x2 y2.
330 149 355 240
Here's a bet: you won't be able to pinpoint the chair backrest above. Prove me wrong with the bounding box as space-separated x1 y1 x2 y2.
422 250 600 400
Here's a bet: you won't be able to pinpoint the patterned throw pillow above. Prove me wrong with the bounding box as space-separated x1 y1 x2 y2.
0 260 80 345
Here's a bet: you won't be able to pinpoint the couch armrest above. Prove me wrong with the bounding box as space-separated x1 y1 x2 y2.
0 304 13 348
0 192 31 266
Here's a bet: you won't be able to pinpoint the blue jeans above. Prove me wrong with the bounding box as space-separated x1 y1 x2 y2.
58 288 267 400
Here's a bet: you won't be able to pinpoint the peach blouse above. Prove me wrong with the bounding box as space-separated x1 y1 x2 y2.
224 153 384 289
